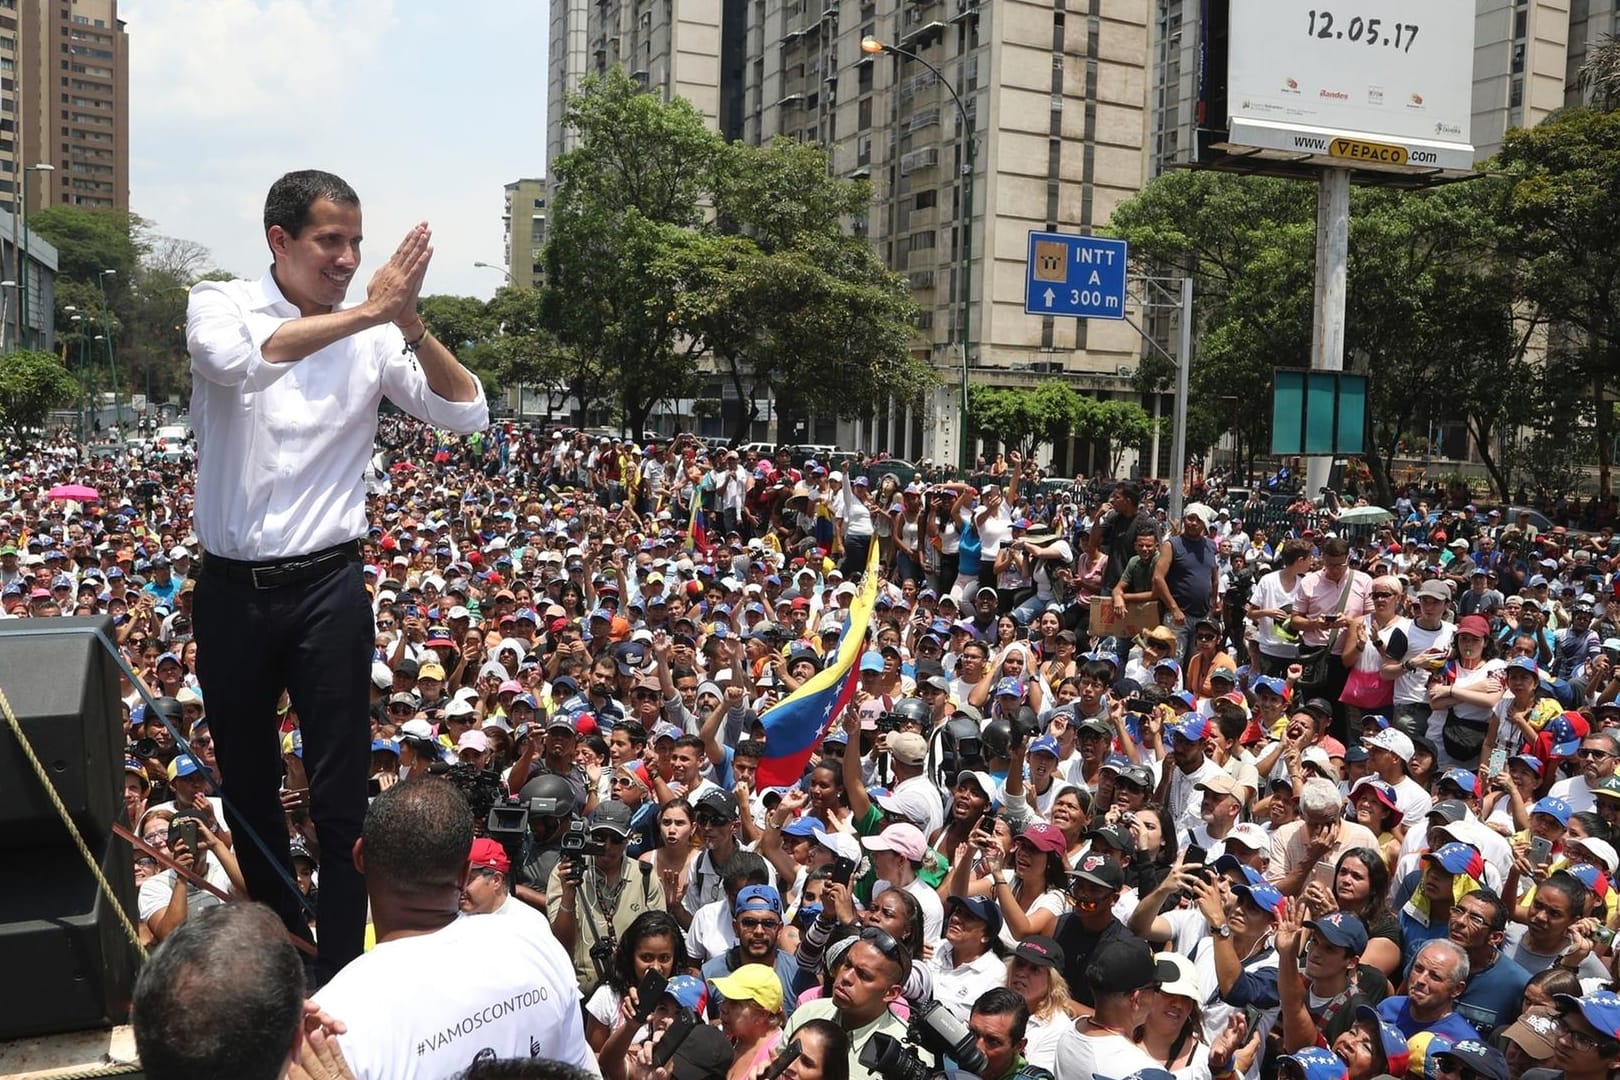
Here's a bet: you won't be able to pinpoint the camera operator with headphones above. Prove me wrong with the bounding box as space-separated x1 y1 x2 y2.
512 773 578 913
548 801 668 997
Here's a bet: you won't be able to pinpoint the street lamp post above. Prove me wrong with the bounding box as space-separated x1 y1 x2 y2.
862 35 976 472
96 269 122 429
473 260 513 282
68 311 84 439
19 163 54 350
474 260 523 418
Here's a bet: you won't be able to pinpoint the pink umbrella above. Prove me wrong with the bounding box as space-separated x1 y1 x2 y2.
46 483 100 501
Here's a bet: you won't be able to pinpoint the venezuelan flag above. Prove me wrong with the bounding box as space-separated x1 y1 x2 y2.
686 497 708 553
755 540 880 787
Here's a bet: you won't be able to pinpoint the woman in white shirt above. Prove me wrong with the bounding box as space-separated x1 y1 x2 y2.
583 910 688 1051
1004 936 1082 1073
926 895 1008 1020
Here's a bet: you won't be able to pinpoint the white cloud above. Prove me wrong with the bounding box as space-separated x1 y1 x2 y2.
125 0 549 299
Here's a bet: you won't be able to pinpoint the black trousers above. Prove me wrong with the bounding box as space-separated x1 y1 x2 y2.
193 552 373 982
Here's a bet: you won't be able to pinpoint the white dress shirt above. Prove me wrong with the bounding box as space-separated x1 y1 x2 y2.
186 271 489 560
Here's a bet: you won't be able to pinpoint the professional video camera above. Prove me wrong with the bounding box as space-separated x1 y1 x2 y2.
877 698 930 735
858 1000 987 1080
936 714 985 783
427 762 506 826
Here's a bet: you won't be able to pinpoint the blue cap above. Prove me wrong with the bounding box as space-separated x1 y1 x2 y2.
1510 753 1544 775
663 974 709 1012
947 894 1004 940
1170 716 1208 742
371 738 400 755
156 651 182 668
1277 1047 1349 1080
1345 746 1370 764
1557 989 1620 1042
1251 675 1287 697
859 652 885 673
1504 656 1539 676
588 608 612 622
1304 911 1369 952
1028 734 1061 758
1436 1040 1509 1080
993 676 1026 698
782 816 826 838
1529 574 1549 587
1440 768 1478 796
1532 795 1573 825
170 754 203 779
1153 657 1182 674
1234 879 1286 915
1425 842 1485 879
735 884 783 915
1213 855 1264 884
1548 713 1584 757
1352 1004 1413 1075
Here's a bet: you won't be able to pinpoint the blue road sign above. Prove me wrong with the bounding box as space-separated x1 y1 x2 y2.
1024 231 1128 320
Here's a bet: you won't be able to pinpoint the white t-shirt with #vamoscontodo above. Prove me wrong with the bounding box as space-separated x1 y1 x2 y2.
313 912 598 1080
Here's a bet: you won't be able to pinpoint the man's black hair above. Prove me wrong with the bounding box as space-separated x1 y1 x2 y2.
1463 888 1511 934
616 720 648 747
1114 480 1142 506
720 850 770 890
363 776 474 894
131 903 303 1080
263 169 359 238
971 985 1032 1045
735 739 765 761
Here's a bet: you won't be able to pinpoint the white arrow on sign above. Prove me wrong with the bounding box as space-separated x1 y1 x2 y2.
1043 287 1055 308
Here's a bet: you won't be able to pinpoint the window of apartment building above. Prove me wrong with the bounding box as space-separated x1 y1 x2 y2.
858 96 872 129
1510 77 1523 107
857 134 872 164
908 231 936 252
858 59 873 93
913 189 937 211
1512 43 1524 74
1514 9 1527 37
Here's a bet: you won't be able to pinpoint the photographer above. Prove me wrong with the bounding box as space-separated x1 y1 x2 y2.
513 773 578 912
548 801 668 997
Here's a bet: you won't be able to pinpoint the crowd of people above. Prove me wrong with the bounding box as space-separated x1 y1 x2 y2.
11 413 1620 1080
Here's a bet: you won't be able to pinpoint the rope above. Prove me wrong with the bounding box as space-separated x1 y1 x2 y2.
0 677 147 960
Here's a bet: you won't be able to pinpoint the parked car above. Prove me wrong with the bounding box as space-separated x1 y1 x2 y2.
860 458 921 487
153 424 191 460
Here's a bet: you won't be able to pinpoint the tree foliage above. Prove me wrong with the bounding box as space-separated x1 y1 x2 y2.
542 72 928 437
0 350 78 440
968 383 1156 469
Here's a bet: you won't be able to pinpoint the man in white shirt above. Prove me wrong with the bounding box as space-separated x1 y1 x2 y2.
1360 728 1433 828
187 170 488 982
314 778 596 1080
1164 715 1225 837
1052 938 1162 1080
1549 731 1620 813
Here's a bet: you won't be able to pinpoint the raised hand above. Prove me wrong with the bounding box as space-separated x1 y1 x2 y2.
365 223 433 327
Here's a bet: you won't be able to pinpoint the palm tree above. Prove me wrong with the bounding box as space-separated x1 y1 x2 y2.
1577 35 1620 110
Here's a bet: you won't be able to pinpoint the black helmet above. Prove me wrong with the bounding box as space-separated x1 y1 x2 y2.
981 717 1013 760
1010 706 1040 741
147 696 183 723
888 698 930 727
519 775 576 819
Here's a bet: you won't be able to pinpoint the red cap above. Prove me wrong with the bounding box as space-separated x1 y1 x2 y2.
468 837 510 875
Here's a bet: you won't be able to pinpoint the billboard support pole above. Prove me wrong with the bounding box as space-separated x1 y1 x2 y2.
1306 167 1351 497
1170 277 1192 521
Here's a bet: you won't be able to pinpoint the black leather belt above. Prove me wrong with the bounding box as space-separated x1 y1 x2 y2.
199 541 361 590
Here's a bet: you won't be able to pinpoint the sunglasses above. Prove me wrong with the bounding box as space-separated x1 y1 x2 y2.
857 926 903 959
1370 590 1397 599
695 814 730 827
738 916 781 932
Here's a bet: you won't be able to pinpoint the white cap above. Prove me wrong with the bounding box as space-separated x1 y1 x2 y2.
1225 822 1271 854
447 605 471 620
1362 728 1414 763
168 545 190 560
370 661 394 690
812 828 861 863
445 698 477 719
1573 837 1620 875
828 471 843 483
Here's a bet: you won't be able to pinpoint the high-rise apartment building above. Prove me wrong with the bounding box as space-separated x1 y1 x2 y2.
1 0 130 214
503 178 547 290
546 1 1154 467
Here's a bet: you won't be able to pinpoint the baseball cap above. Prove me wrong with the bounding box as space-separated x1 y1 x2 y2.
946 894 1003 939
456 730 489 754
1435 1041 1508 1080
1196 772 1244 800
1362 728 1414 762
1438 768 1478 796
708 963 784 1014
1170 716 1209 742
1070 850 1125 891
468 837 510 875
592 801 634 837
1016 822 1068 856
1557 989 1620 1042
1424 842 1486 879
688 782 742 823
1277 1047 1349 1080
1498 1013 1559 1062
168 754 203 780
1011 935 1064 970
1154 952 1201 1000
1225 822 1270 852
1504 656 1539 676
1086 823 1136 855
734 884 783 915
1304 911 1368 952
1351 1004 1412 1076
886 731 928 767
1548 711 1588 757
1083 937 1156 995
1531 795 1573 825
781 816 826 839
1028 734 1060 758
862 823 927 862
668 1025 732 1080
1234 879 1286 916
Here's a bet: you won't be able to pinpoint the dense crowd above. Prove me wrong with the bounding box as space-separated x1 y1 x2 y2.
9 416 1620 1080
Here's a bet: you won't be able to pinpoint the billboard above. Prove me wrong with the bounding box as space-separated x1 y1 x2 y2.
1227 0 1474 172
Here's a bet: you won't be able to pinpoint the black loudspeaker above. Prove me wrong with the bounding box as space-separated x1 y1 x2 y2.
0 615 139 1039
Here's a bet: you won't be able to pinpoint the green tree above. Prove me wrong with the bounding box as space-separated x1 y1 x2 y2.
967 385 1063 455
417 294 494 353
1076 398 1158 474
0 350 78 441
1498 106 1620 497
541 70 718 433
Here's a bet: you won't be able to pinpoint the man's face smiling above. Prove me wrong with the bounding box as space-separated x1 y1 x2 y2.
270 197 362 314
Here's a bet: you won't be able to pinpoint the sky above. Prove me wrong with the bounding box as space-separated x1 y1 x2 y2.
124 0 549 301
